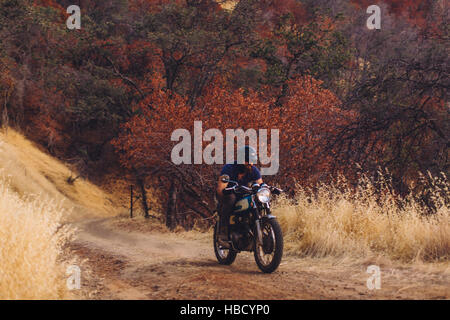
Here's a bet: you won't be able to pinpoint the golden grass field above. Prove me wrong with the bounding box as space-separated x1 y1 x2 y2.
274 175 449 263
0 178 73 299
0 128 117 299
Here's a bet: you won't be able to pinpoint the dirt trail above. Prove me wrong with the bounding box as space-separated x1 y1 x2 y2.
70 218 449 300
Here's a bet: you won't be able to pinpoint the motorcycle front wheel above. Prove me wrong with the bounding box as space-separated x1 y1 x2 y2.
213 222 237 265
254 218 284 273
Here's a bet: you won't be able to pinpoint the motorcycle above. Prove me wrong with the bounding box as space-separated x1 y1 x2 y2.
213 176 284 273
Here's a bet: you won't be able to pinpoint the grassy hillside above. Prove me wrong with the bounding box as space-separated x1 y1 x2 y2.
0 128 119 222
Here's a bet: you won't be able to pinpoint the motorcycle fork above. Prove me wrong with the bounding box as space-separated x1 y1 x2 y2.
254 206 271 247
255 218 263 246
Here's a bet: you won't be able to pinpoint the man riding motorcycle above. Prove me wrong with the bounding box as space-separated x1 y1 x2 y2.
216 146 263 242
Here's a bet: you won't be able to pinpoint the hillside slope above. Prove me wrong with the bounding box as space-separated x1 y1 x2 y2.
0 128 119 222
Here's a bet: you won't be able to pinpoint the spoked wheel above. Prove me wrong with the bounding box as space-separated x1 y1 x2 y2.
254 219 283 273
213 222 237 265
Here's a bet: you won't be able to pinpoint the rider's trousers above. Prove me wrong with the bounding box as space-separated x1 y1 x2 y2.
217 193 236 230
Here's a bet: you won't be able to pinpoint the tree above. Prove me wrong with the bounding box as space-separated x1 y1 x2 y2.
327 2 449 194
141 0 260 106
252 9 350 107
113 74 350 228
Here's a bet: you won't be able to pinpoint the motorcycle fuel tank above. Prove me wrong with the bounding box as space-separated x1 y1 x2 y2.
233 195 253 214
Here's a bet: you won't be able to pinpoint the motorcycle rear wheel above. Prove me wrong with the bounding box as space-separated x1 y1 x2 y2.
213 223 237 265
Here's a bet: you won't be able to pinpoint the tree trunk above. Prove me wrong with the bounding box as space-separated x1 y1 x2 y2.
1 105 8 129
137 177 150 219
166 180 178 230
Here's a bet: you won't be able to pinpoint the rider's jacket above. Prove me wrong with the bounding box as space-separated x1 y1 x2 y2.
220 161 261 188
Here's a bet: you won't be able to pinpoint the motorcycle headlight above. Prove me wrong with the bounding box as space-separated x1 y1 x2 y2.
257 187 271 203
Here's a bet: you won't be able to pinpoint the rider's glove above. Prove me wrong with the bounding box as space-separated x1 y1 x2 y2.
252 183 261 192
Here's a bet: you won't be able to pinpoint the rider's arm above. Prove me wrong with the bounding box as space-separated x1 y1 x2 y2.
253 166 263 185
217 176 229 198
218 165 232 198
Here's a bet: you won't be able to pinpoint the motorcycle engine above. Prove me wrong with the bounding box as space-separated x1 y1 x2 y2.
230 224 252 251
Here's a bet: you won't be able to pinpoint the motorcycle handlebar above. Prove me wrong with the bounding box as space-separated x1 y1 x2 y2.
223 180 283 196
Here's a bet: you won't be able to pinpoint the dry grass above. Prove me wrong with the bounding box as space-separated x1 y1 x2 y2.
0 128 121 299
0 129 119 222
0 176 74 299
100 174 163 216
274 173 450 264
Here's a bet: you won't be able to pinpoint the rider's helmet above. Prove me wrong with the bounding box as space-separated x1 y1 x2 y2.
237 145 258 164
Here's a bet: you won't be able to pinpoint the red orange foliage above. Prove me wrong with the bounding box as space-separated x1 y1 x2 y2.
351 0 435 29
113 75 354 190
